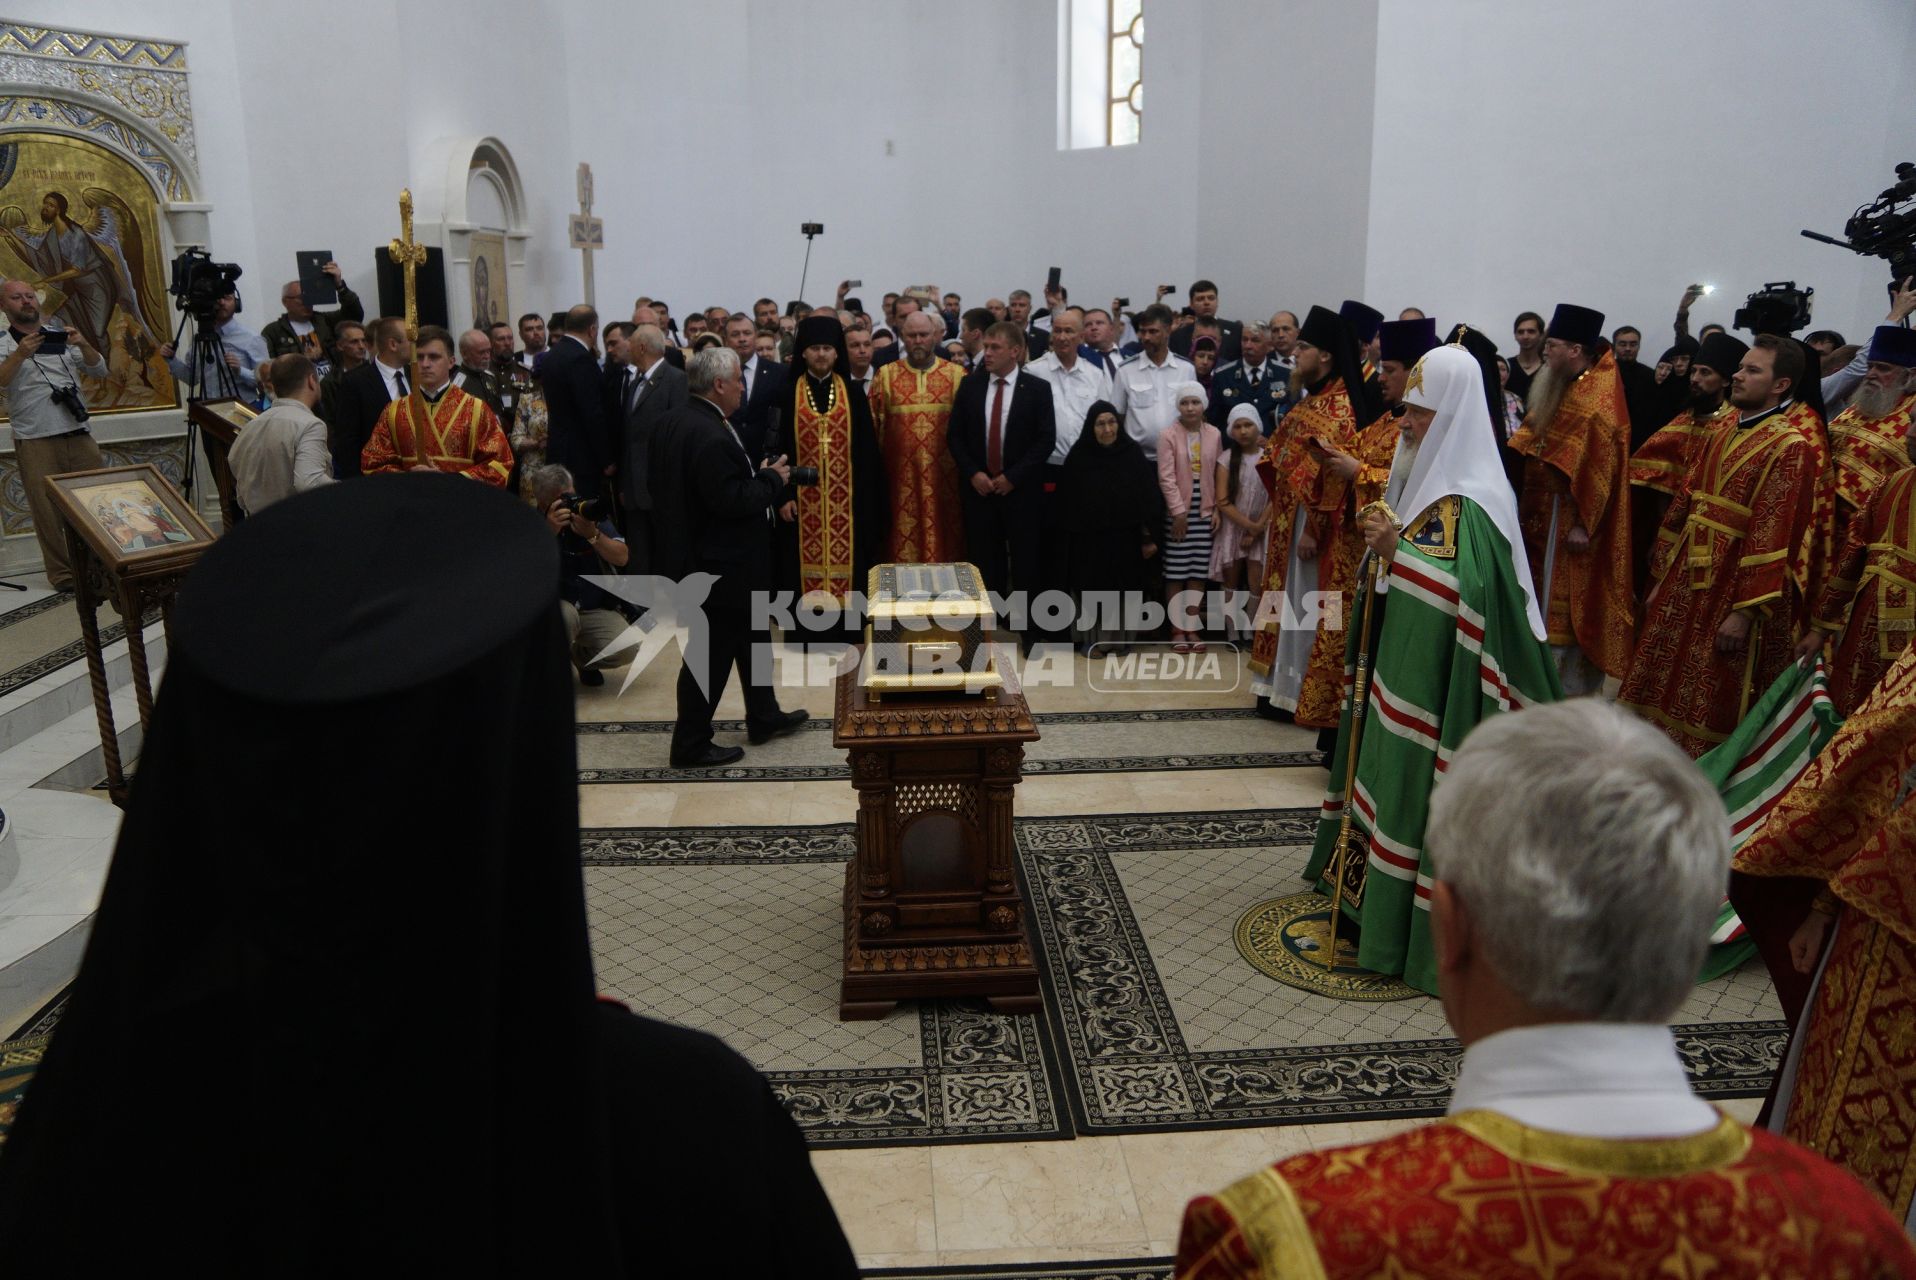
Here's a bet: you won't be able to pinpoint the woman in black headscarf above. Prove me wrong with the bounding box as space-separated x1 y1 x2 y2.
1060 399 1162 651
1651 336 1700 424
0 475 855 1277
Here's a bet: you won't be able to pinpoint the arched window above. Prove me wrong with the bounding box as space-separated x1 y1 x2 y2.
1059 0 1143 150
1107 0 1143 146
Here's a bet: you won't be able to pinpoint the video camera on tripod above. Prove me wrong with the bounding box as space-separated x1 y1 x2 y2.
169 248 244 324
1803 162 1916 295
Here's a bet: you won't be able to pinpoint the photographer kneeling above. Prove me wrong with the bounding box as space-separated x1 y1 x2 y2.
529 463 632 687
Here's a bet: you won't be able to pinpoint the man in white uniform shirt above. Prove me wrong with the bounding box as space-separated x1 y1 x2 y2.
1027 307 1111 465
1108 303 1193 460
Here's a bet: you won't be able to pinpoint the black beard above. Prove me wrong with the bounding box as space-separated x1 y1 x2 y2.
1688 386 1724 417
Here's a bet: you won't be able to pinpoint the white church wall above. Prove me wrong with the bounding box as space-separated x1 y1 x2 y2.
1364 0 1916 356
2 0 582 332
563 0 1210 322
1192 0 1380 324
6 1 1911 355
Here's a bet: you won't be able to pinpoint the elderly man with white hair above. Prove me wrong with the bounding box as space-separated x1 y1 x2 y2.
869 308 968 563
1177 699 1916 1279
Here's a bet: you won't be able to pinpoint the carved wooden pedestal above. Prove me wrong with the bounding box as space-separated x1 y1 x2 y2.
834 645 1042 1020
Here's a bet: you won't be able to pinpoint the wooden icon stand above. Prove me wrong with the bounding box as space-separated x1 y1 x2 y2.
46 464 215 806
833 642 1042 1020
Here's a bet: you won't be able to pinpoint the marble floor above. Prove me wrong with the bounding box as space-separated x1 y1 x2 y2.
0 617 1780 1271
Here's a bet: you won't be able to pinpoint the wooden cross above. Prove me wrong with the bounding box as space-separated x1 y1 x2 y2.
387 188 429 345
569 162 604 308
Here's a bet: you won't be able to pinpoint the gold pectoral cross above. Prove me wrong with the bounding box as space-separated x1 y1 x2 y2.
388 188 429 346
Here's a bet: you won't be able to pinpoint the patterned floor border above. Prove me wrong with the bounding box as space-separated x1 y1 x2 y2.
0 598 160 701
583 826 1071 1149
1021 810 1786 1134
576 708 1321 783
583 809 1787 1146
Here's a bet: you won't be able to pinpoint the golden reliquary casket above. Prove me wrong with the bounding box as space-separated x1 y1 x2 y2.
860 562 1003 697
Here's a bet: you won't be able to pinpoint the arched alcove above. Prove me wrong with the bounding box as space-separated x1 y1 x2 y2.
0 27 207 555
412 135 531 335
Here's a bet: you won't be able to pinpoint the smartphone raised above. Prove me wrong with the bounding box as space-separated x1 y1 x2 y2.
1046 266 1062 294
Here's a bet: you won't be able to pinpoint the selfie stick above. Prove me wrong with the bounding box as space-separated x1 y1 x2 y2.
797 223 821 308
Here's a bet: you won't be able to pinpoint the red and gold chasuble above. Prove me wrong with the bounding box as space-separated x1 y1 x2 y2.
360 383 512 487
1814 468 1916 714
868 358 965 563
792 374 857 603
1619 411 1823 756
1248 378 1361 728
1736 646 1916 1218
1784 399 1838 606
1629 403 1731 497
1506 351 1635 678
1175 1111 1916 1279
1828 393 1915 552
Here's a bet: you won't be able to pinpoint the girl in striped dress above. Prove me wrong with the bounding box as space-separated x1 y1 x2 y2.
1157 382 1223 652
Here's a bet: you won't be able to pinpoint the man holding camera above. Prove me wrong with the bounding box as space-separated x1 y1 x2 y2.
159 285 267 399
0 279 106 589
528 463 631 687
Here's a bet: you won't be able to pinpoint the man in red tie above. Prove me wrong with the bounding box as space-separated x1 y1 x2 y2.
948 321 1056 633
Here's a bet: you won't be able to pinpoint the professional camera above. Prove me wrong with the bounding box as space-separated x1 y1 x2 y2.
788 465 819 486
1733 281 1814 337
48 383 89 425
1802 162 1916 287
169 248 243 323
557 491 609 524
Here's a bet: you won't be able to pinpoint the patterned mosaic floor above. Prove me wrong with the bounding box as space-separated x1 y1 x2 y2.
577 709 1320 783
583 808 1786 1148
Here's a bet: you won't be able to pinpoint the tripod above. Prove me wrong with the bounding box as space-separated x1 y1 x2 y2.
173 307 244 518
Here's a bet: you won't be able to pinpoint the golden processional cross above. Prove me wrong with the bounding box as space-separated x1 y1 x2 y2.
388 188 429 346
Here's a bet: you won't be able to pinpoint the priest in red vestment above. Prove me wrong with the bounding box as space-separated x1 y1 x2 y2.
1735 644 1916 1224
1619 336 1825 757
1176 700 1916 1280
1505 303 1635 693
1627 331 1745 588
1825 324 1916 561
1799 330 1916 716
868 310 965 563
767 314 886 644
360 325 513 486
1246 305 1382 735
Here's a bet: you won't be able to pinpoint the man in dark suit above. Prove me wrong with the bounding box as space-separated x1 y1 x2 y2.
616 323 687 574
1611 325 1662 451
949 321 1056 634
724 312 785 459
326 315 411 478
650 346 806 768
1169 279 1243 364
542 304 614 500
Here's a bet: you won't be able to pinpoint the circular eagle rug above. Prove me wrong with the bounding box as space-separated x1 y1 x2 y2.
1233 892 1422 1002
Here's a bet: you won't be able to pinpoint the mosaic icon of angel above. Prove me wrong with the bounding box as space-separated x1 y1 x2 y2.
0 188 173 407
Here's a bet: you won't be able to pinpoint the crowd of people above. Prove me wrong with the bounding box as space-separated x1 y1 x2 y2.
4 256 1916 1270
